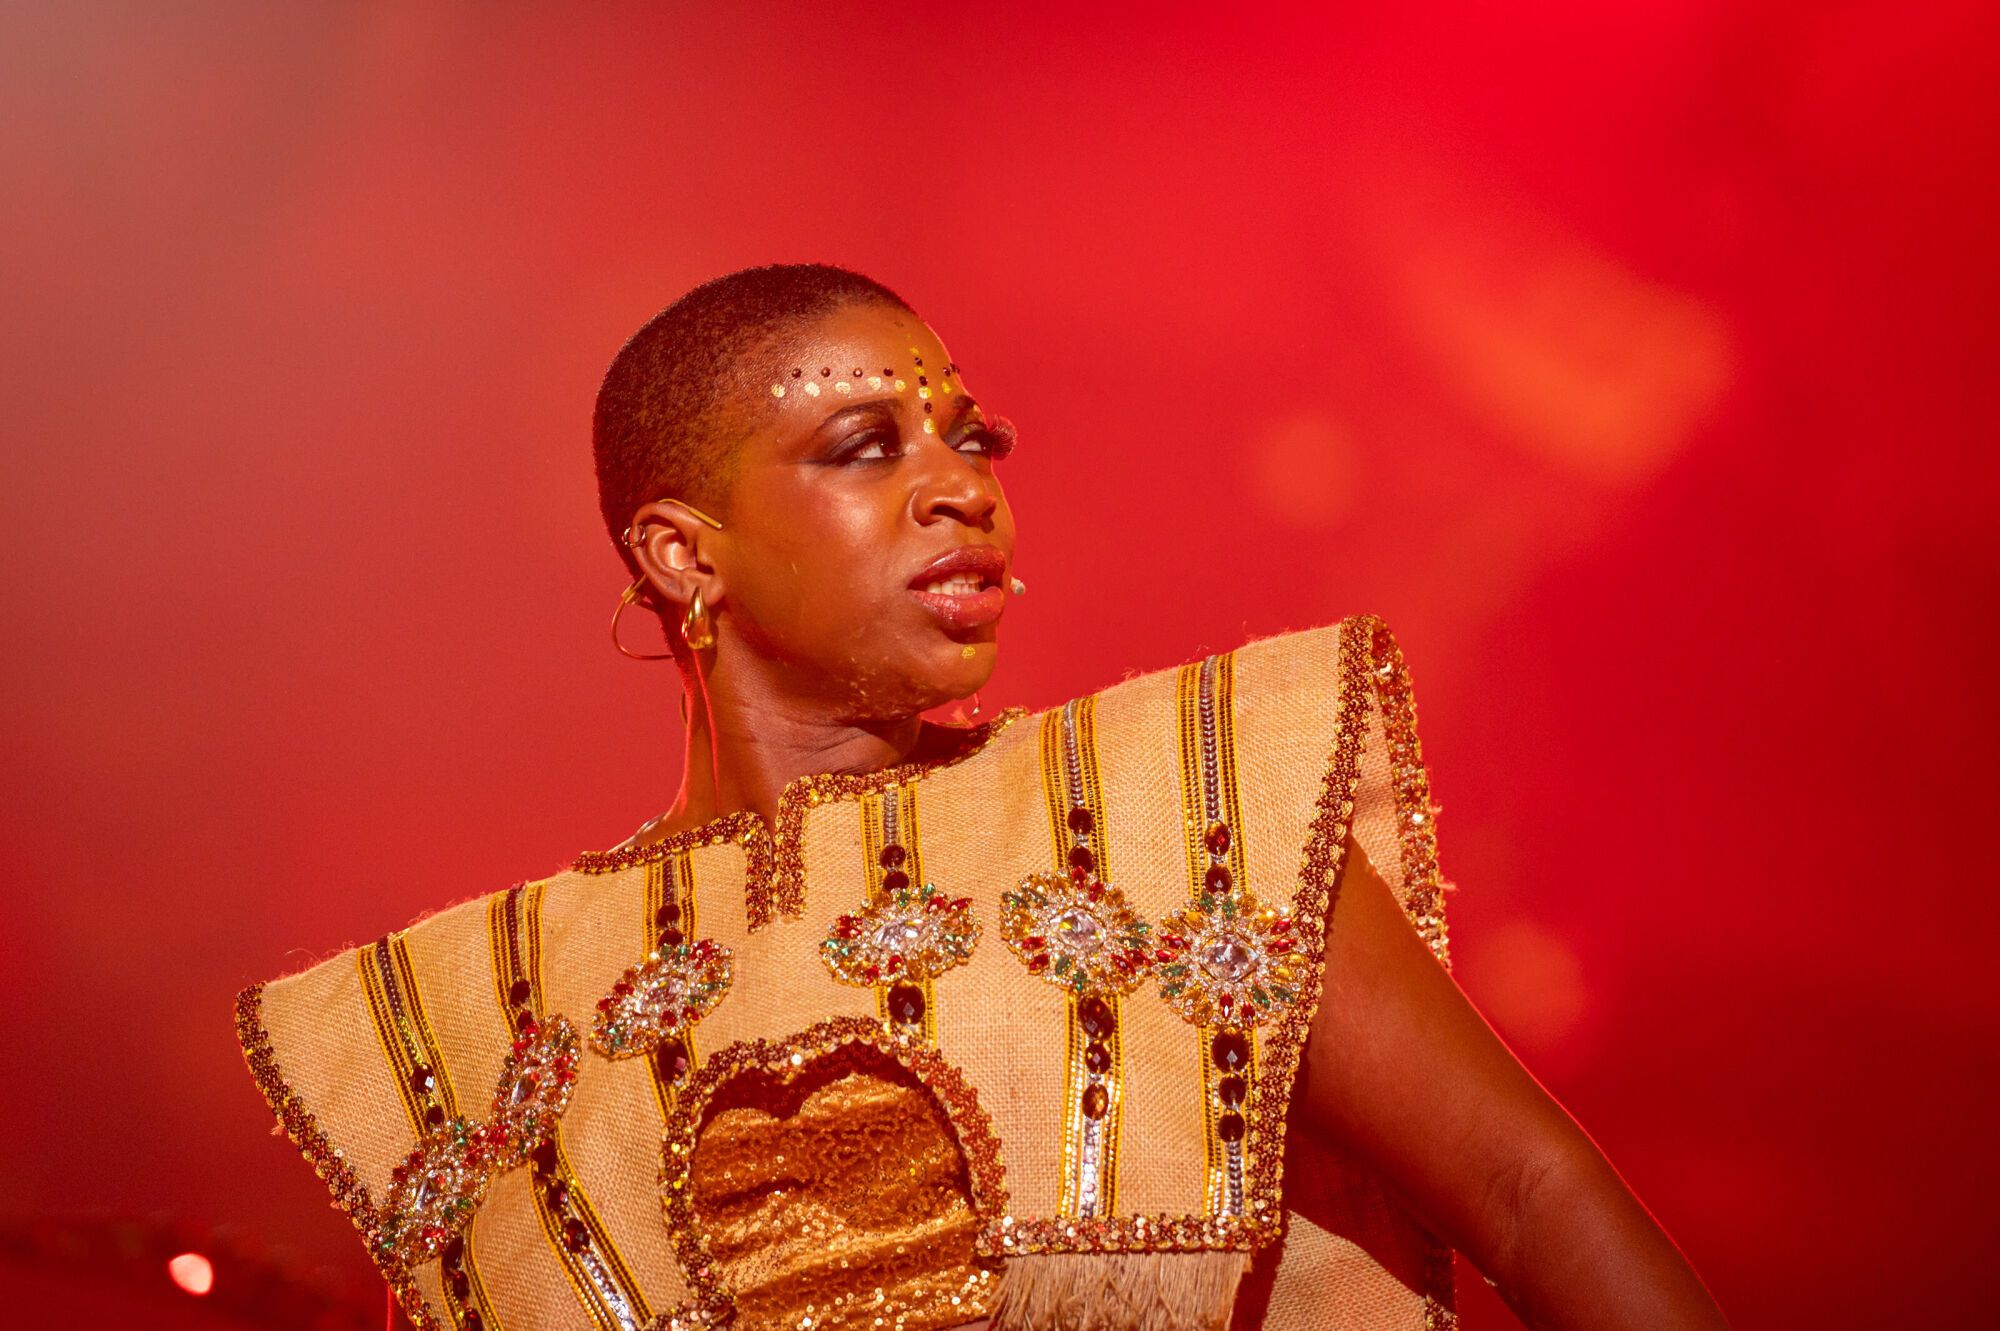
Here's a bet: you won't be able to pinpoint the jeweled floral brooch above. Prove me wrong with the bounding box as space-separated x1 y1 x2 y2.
375 1014 580 1267
591 937 733 1058
1154 887 1306 1030
1002 867 1154 996
821 880 981 987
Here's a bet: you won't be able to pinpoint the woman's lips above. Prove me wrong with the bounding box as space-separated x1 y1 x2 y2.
909 584 1008 630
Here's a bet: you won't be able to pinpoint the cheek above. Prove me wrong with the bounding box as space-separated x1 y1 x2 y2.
730 496 902 638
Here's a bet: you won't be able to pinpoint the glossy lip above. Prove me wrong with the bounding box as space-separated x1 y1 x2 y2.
907 544 1009 631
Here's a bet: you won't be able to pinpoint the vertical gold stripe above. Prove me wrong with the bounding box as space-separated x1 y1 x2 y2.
1038 708 1068 862
488 887 653 1330
641 856 699 1122
901 785 940 1045
1046 696 1123 1217
359 936 502 1331
390 938 461 1116
860 794 891 1025
1174 664 1229 1212
674 852 701 1079
356 946 423 1130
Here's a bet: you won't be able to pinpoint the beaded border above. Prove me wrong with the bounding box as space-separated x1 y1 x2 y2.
657 1016 1010 1327
1365 618 1458 1325
573 711 1027 930
234 983 445 1331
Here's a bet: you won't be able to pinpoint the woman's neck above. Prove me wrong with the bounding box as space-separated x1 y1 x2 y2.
638 660 950 842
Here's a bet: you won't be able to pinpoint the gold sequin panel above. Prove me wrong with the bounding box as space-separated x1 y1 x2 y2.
687 1042 998 1331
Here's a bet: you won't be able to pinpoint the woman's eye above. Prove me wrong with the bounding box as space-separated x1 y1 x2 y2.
846 432 901 461
955 419 1018 460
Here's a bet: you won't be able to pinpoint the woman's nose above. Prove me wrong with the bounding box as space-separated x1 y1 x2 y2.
913 447 998 530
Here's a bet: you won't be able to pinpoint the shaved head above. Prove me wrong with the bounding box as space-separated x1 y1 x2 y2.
592 263 912 572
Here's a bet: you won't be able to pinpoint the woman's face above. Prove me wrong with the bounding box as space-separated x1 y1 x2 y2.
703 302 1018 721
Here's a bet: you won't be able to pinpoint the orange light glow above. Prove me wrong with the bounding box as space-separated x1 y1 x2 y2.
167 1252 214 1296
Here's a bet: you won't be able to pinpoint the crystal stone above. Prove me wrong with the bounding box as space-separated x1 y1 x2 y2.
1199 934 1256 983
1054 907 1104 954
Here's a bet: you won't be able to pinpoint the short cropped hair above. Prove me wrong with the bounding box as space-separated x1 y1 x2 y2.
592 263 912 570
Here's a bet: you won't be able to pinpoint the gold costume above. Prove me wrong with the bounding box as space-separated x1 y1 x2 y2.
237 617 1458 1331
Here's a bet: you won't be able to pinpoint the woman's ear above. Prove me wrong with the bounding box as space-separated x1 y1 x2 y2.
626 500 726 611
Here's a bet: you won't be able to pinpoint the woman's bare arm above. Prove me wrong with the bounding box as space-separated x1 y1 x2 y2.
1295 835 1729 1330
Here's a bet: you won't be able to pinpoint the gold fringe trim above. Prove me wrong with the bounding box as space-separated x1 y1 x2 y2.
991 1251 1250 1331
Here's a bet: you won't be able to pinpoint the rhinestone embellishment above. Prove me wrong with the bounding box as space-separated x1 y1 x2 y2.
376 1015 581 1267
591 938 733 1058
1002 868 1153 995
821 880 981 987
1155 890 1306 1030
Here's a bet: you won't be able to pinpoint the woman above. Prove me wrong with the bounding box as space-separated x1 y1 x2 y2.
238 265 1728 1331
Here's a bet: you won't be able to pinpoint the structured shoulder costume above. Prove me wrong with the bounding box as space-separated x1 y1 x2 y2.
237 617 1459 1331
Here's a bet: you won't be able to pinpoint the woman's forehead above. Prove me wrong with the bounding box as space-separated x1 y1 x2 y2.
758 308 966 419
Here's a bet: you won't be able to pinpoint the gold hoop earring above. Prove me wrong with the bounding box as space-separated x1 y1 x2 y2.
681 587 715 651
612 579 673 661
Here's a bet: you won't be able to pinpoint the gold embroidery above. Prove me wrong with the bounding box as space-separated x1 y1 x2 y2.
490 886 653 1330
821 787 977 1039
658 1018 1008 1330
234 984 447 1330
376 1016 581 1269
642 854 702 1119
573 711 1026 931
356 935 508 1328
1011 698 1145 1221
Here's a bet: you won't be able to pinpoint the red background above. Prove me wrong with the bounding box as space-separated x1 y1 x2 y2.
3 3 1995 1326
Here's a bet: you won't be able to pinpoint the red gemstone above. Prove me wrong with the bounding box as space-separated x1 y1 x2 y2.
1027 955 1049 974
1211 1031 1250 1072
515 1013 538 1037
1204 863 1233 893
1067 806 1095 834
882 869 910 893
1217 1075 1247 1107
613 981 633 997
658 927 684 948
424 1105 446 1128
545 1178 570 1209
1218 1111 1247 1142
1078 995 1115 1037
562 1217 590 1251
1204 821 1231 855
507 979 532 1006
1068 845 1096 874
1024 935 1048 949
409 1065 435 1097
888 984 926 1024
1084 1041 1111 1074
1082 1084 1109 1119
952 897 973 912
655 902 680 925
879 844 907 869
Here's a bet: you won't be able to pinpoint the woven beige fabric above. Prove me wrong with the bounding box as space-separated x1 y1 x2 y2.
239 617 1457 1331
